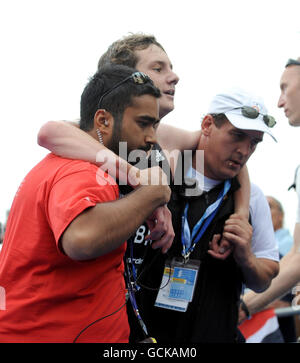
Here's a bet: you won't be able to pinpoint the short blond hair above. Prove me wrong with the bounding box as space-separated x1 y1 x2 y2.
97 33 165 69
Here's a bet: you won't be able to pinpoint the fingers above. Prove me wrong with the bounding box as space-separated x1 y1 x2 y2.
208 247 233 260
222 216 252 246
145 219 156 232
146 206 174 253
151 232 174 254
222 215 253 266
224 214 251 229
208 245 233 259
209 234 222 252
238 307 248 325
218 239 231 254
149 223 174 254
146 219 165 241
146 206 166 240
136 166 169 186
207 213 252 262
222 231 245 246
208 234 233 260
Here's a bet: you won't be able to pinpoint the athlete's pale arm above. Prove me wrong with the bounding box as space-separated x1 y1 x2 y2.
38 121 141 187
234 166 250 219
156 123 201 152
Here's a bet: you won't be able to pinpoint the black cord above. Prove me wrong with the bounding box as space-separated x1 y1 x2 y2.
73 250 171 343
72 302 127 343
135 251 172 291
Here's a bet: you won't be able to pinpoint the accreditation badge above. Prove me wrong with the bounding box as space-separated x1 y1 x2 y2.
154 258 200 312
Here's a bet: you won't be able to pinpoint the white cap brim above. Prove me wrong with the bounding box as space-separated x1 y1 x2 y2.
224 110 277 142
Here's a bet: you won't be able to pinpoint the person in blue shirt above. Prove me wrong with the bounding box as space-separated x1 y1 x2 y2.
266 196 293 257
265 195 297 342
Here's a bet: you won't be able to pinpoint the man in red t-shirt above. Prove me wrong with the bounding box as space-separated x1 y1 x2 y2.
0 64 171 342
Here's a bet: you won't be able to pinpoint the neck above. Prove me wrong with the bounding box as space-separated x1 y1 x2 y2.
192 148 213 180
187 165 223 193
191 132 207 174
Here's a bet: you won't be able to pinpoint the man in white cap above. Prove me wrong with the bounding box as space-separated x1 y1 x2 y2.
241 59 300 322
135 88 279 343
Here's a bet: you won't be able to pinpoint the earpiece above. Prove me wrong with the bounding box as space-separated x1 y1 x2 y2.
96 129 104 144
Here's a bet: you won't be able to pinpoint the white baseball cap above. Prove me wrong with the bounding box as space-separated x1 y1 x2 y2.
208 88 277 142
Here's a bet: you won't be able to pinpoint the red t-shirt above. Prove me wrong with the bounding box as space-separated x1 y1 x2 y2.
0 154 129 342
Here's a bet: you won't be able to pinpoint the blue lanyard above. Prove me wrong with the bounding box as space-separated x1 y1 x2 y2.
181 179 231 260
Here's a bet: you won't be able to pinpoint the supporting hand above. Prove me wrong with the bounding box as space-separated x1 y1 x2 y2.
208 234 233 260
145 205 174 254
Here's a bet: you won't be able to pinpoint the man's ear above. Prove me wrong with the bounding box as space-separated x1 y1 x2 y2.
94 109 114 135
201 114 214 136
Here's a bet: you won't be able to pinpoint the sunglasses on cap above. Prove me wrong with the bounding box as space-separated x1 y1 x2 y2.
286 58 300 68
97 71 153 109
231 106 276 128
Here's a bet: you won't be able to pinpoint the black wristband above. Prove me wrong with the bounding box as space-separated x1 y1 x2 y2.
240 299 250 318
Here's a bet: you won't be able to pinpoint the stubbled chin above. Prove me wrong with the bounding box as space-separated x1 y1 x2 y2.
223 167 240 179
289 119 300 127
159 105 174 118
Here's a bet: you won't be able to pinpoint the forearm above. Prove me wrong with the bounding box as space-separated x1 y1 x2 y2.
222 214 278 292
38 121 99 161
157 123 201 152
239 256 279 293
244 244 300 314
62 185 169 260
234 166 250 219
38 121 140 187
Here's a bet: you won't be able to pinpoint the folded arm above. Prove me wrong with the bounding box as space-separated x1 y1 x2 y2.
61 181 171 261
39 121 250 256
